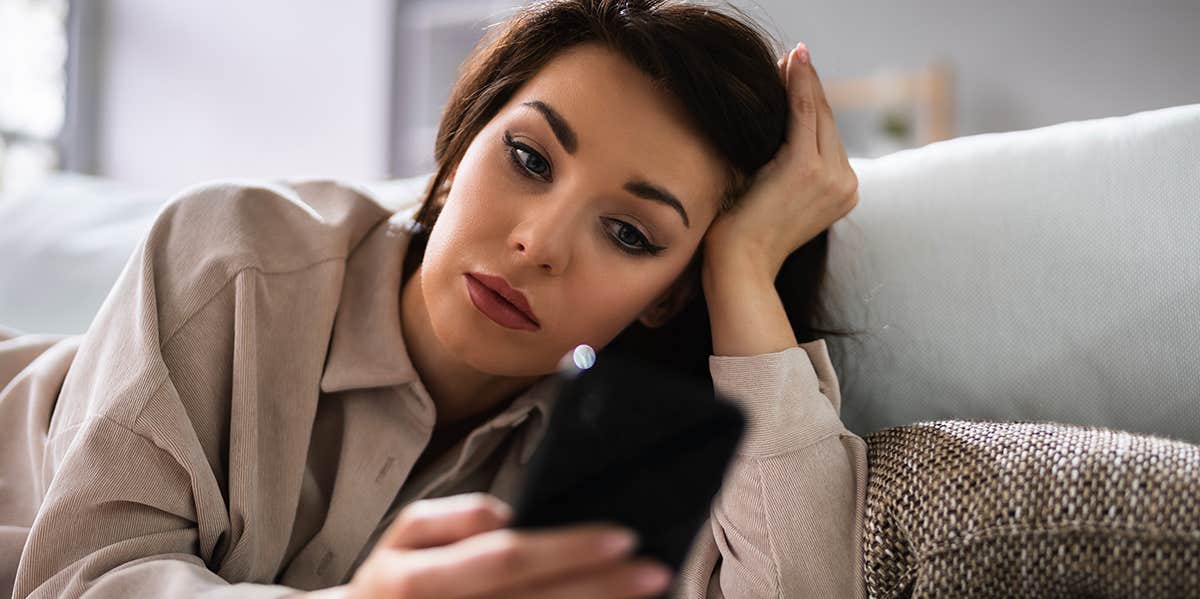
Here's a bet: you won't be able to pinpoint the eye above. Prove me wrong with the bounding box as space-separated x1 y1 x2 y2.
504 131 551 180
601 217 666 257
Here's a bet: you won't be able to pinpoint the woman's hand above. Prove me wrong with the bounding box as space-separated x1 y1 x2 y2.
701 43 859 357
341 493 673 599
703 42 859 284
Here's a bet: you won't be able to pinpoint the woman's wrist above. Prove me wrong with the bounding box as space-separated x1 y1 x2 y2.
702 234 782 283
702 250 797 357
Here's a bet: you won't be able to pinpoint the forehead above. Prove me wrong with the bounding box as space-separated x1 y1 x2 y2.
500 43 726 222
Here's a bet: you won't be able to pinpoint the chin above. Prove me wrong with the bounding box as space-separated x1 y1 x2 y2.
427 300 558 378
449 329 559 376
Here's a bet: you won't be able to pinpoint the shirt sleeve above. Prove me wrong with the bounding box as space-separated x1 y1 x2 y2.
15 406 300 599
11 184 320 599
670 341 868 599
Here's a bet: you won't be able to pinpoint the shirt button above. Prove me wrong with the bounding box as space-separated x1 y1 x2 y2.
375 456 397 483
316 549 335 576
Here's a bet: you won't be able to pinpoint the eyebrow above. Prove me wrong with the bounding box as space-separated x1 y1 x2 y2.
521 99 691 229
624 180 690 229
522 100 577 154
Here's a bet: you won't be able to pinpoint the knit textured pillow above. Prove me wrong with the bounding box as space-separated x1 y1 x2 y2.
862 420 1200 598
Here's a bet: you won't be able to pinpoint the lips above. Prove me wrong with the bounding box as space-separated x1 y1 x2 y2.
465 272 540 331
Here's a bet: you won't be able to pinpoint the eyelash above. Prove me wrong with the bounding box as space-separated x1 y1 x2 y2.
502 131 666 257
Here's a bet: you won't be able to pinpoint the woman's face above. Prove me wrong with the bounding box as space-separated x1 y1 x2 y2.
420 42 727 377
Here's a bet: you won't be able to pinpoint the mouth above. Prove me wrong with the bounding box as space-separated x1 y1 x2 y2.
464 272 541 332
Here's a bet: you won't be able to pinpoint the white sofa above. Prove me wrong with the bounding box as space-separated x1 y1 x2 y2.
823 103 1199 445
2 103 1197 444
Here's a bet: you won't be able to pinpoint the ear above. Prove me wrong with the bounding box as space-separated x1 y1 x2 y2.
638 276 698 329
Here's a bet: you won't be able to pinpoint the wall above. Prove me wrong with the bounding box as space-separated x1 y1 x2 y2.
733 0 1200 137
85 0 392 192
76 0 1200 189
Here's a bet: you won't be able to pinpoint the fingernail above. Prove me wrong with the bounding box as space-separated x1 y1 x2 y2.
796 41 810 64
633 565 672 592
492 502 514 521
600 530 638 555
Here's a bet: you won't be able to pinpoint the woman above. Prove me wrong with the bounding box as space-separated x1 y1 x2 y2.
0 0 864 597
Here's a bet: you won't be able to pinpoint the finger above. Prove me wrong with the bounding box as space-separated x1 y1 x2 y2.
499 557 674 599
398 524 639 598
785 43 820 159
805 58 850 166
776 47 790 82
382 493 513 550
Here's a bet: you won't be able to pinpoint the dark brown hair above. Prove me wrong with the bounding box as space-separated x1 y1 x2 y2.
402 0 854 381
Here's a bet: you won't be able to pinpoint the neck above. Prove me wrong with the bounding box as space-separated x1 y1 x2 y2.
400 264 540 430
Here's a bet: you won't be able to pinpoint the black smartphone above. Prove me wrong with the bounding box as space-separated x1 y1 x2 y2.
509 348 746 595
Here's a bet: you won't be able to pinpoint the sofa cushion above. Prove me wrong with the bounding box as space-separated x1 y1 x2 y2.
0 174 167 336
862 420 1200 598
824 104 1200 443
0 174 429 336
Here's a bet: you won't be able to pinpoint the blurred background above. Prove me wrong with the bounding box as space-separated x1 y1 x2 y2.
1 0 1198 196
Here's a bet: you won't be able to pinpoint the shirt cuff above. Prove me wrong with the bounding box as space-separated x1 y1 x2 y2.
708 344 845 457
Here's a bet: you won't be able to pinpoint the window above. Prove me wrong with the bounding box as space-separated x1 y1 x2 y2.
0 0 68 194
390 0 521 177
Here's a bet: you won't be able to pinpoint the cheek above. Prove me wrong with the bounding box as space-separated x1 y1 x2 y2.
434 153 511 247
555 263 680 348
423 168 505 272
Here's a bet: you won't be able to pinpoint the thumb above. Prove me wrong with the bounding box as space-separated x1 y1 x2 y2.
381 493 514 550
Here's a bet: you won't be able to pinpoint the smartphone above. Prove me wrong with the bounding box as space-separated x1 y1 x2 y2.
509 348 746 593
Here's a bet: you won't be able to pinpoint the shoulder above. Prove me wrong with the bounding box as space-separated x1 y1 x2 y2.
127 179 396 345
149 178 393 274
44 181 401 440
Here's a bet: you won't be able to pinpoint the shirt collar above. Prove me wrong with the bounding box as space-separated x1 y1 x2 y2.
319 209 557 445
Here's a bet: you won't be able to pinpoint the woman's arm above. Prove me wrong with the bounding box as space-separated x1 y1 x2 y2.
670 42 867 598
11 183 363 598
682 266 868 598
701 253 797 358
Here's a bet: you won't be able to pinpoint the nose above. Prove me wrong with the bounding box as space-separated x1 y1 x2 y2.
508 200 577 276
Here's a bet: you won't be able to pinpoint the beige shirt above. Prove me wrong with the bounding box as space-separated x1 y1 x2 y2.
0 180 867 599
